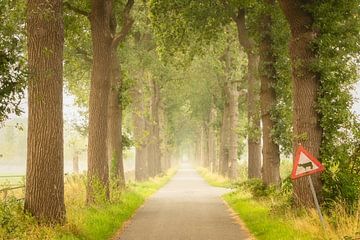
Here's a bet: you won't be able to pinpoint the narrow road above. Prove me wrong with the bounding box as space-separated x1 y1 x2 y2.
118 163 250 240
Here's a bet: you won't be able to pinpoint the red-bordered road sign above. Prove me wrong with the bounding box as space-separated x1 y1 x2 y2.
291 146 325 180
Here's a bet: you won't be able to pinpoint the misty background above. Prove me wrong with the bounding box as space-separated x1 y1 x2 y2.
1 82 359 175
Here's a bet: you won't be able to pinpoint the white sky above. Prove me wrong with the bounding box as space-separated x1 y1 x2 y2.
352 81 360 114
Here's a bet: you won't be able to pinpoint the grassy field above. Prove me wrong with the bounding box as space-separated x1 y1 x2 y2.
0 169 176 240
0 175 25 186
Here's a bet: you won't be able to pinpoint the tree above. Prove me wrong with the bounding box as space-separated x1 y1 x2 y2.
258 0 281 186
107 0 134 187
0 0 26 124
85 0 114 202
25 0 65 223
131 76 148 181
278 0 323 207
64 0 134 202
257 0 292 186
231 7 262 179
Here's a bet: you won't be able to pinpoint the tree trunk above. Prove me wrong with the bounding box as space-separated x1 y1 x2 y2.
279 0 322 207
106 0 133 187
107 52 125 187
219 100 230 176
86 0 113 203
234 9 262 179
151 79 162 175
228 82 240 180
195 136 202 166
132 77 148 181
25 0 65 223
159 101 169 171
259 0 281 186
73 151 80 174
200 124 209 168
146 116 156 178
208 106 217 172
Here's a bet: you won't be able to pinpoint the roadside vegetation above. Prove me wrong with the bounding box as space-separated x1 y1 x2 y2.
199 167 360 240
0 169 175 240
0 0 359 238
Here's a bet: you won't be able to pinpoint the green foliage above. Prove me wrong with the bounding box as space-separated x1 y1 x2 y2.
239 179 269 197
0 198 48 240
0 0 27 123
307 0 360 208
149 0 229 58
265 2 293 156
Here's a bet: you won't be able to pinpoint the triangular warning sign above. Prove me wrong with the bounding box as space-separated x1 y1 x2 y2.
291 146 325 180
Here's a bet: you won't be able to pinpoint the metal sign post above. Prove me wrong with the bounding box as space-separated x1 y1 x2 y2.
307 175 325 229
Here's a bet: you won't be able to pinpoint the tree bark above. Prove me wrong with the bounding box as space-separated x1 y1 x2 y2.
107 0 133 187
86 0 113 203
279 0 322 207
208 106 217 172
228 82 240 180
219 99 230 176
132 77 148 181
259 0 281 186
233 9 262 179
151 79 162 175
145 116 155 177
25 0 65 223
159 101 170 171
107 52 125 187
200 124 209 168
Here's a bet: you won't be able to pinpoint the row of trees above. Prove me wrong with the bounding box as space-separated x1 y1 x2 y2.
0 0 359 225
149 0 360 209
0 0 177 224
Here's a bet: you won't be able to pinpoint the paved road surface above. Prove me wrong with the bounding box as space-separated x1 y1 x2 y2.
118 163 250 240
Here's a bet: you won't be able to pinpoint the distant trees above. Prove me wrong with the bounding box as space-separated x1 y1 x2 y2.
25 0 65 223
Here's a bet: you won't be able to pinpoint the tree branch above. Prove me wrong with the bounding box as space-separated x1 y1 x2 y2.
111 0 135 48
64 2 90 18
232 8 255 53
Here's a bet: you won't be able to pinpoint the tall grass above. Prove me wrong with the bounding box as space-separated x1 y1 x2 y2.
0 169 176 240
199 167 360 240
197 167 231 188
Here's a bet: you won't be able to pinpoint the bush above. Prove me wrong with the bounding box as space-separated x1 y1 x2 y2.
0 198 34 239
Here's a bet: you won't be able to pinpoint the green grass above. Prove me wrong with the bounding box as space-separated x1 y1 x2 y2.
57 172 175 240
0 169 176 240
224 192 316 240
197 167 232 188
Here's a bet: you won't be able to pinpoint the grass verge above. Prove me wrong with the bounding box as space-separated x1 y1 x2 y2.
198 168 321 240
224 192 316 240
0 169 176 240
197 167 231 188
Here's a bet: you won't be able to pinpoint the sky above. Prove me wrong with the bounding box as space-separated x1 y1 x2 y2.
352 81 360 114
